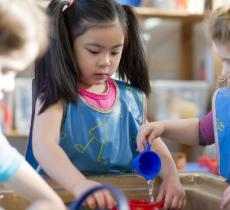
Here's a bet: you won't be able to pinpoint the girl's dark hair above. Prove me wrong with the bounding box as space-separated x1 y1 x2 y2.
36 0 150 113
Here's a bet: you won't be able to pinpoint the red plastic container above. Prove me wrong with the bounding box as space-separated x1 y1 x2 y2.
198 156 218 175
128 200 164 210
198 156 210 167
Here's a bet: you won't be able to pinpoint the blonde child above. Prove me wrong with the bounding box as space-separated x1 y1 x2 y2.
137 6 230 210
27 0 185 209
0 1 66 209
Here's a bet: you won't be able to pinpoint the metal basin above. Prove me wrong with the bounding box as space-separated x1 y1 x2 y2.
0 172 227 210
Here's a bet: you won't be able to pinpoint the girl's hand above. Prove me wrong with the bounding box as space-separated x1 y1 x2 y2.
73 179 116 209
137 122 165 152
220 185 230 209
156 175 186 210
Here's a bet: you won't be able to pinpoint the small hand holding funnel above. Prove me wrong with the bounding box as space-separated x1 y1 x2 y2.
133 143 161 181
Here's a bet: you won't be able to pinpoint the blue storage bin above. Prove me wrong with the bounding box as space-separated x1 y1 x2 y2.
116 0 142 7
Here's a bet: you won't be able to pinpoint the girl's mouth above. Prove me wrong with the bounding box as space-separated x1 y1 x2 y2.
94 73 109 80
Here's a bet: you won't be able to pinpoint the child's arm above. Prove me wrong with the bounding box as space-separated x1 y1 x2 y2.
137 118 200 152
0 133 65 210
6 161 66 210
32 99 115 209
142 96 186 210
151 138 186 209
26 200 62 210
220 185 230 210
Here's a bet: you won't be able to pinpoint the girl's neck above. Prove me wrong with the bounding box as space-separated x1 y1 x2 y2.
79 80 109 95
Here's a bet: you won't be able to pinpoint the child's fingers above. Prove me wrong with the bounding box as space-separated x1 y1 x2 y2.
86 195 97 209
156 188 164 203
220 189 230 209
136 132 148 152
102 189 117 209
148 131 158 145
148 126 164 144
158 191 171 210
170 196 179 210
182 198 187 210
136 142 146 152
177 196 186 210
88 189 117 210
136 131 147 144
137 124 154 142
163 196 173 210
93 191 106 209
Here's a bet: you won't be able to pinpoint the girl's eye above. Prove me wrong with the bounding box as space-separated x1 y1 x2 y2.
88 49 99 55
111 52 120 56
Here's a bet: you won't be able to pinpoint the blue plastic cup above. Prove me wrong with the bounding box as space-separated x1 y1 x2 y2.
115 0 142 7
133 144 161 181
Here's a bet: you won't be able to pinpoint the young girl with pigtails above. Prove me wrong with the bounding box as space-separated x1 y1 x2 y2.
27 0 186 209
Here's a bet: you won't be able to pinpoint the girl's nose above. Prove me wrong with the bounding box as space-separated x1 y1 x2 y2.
98 54 111 67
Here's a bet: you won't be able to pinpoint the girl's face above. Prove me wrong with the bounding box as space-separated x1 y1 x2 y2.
215 40 230 80
0 41 39 99
73 20 124 90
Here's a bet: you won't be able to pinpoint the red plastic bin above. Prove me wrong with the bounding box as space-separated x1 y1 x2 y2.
128 200 164 210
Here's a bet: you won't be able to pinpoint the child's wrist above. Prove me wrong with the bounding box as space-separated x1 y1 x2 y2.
160 120 168 137
160 171 179 181
159 154 179 179
71 176 87 195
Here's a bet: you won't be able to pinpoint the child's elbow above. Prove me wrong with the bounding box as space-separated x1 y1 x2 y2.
32 141 47 163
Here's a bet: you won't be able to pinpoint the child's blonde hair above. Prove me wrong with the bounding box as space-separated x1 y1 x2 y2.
0 0 48 57
208 5 230 42
208 6 230 87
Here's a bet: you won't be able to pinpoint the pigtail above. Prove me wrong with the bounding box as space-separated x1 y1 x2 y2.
36 0 79 113
118 5 150 96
